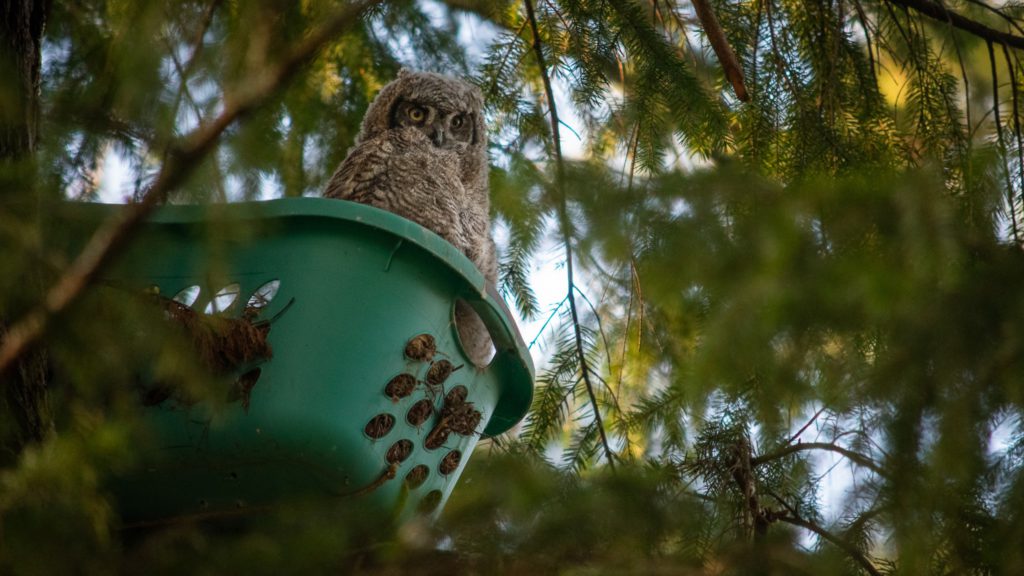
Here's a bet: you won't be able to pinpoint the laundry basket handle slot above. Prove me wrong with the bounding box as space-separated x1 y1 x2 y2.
457 284 534 436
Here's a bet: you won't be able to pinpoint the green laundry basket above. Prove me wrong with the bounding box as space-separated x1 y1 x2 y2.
60 198 534 525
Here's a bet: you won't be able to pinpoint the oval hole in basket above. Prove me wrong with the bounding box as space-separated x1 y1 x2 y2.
172 285 201 307
384 373 416 400
246 279 280 312
445 385 468 404
407 399 434 427
405 464 429 489
418 490 443 513
438 450 461 475
364 414 396 439
453 299 495 368
386 439 414 464
205 283 240 314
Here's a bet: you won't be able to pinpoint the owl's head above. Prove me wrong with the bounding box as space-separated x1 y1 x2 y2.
389 97 474 151
356 70 488 188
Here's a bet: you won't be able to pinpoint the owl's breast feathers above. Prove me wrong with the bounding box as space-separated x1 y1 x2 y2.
323 128 468 249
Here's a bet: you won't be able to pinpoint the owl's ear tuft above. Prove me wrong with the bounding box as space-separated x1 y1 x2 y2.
398 68 413 78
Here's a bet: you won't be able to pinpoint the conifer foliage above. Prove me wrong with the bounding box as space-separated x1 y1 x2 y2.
2 0 1024 573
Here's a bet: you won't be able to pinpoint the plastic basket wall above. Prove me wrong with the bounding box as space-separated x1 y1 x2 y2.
61 198 534 525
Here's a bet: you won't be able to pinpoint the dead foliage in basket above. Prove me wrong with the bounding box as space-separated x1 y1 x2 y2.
424 386 481 449
404 333 436 362
137 293 274 408
161 297 273 374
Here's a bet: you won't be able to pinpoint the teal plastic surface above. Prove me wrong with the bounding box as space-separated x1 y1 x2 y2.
59 198 534 524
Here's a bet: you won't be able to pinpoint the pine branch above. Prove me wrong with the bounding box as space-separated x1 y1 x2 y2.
962 0 1024 37
522 333 579 451
691 0 749 101
485 19 529 98
885 0 1024 50
751 441 886 477
777 514 883 576
762 486 883 576
573 285 613 375
523 0 615 470
0 0 381 377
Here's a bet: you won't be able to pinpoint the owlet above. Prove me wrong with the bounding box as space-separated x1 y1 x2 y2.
323 70 496 365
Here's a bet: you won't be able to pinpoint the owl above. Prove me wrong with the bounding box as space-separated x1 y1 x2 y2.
324 70 496 364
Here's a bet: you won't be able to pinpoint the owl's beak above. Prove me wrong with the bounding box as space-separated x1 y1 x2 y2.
430 126 446 147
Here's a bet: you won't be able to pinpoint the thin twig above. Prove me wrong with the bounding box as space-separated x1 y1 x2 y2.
615 262 635 393
691 0 749 101
935 0 972 143
989 39 1019 238
0 0 380 377
751 0 763 96
528 295 568 349
852 0 876 80
1003 43 1023 244
164 33 207 136
168 0 223 126
764 0 801 97
631 259 644 360
523 0 615 470
664 1 703 71
486 19 529 98
786 405 828 446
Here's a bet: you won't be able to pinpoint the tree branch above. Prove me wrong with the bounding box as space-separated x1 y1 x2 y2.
691 0 749 101
751 441 885 477
962 0 1024 37
761 487 882 576
885 0 1024 50
0 0 380 377
777 514 883 576
523 0 615 470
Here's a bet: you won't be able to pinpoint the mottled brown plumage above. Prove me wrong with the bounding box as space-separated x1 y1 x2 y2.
323 70 496 365
325 127 468 249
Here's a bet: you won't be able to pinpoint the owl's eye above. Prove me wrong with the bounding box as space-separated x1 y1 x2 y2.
451 115 465 129
408 106 426 122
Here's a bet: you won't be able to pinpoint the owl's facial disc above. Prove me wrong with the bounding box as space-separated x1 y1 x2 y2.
391 99 474 149
447 113 473 144
427 112 474 148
